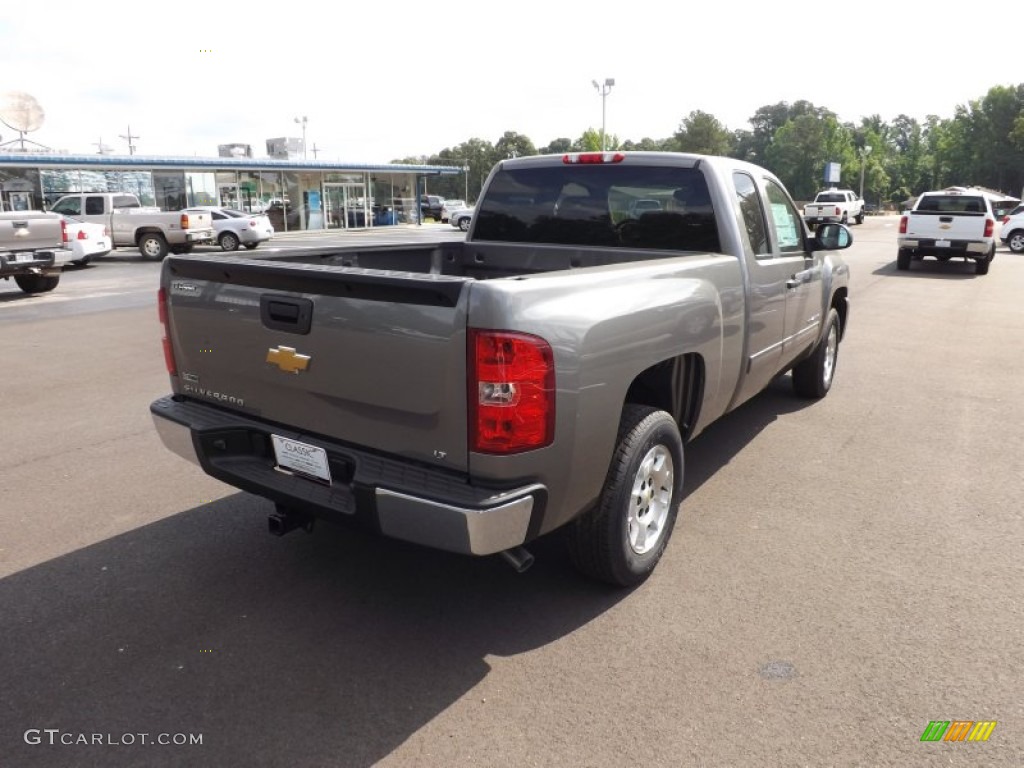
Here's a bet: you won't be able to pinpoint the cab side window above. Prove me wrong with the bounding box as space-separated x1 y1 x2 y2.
85 196 105 215
764 181 805 254
732 172 769 257
51 197 81 216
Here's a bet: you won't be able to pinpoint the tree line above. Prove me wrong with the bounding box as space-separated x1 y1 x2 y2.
396 83 1024 207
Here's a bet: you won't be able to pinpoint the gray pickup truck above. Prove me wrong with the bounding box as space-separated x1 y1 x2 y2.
0 211 73 293
49 192 215 260
150 152 852 586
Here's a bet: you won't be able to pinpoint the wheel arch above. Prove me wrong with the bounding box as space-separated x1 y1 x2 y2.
623 353 705 442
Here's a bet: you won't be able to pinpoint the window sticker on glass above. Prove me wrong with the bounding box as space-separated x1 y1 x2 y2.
770 203 800 249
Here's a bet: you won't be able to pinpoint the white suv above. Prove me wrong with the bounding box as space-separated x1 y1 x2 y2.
999 205 1024 253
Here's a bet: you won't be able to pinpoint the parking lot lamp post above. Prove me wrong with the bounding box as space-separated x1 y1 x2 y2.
859 145 872 201
591 78 615 151
294 116 308 160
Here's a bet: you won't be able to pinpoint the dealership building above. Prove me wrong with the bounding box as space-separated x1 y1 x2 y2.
0 149 463 231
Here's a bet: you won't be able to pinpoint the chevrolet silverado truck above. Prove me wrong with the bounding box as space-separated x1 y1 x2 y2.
49 193 214 260
150 152 852 587
804 188 864 228
0 211 73 293
897 190 996 275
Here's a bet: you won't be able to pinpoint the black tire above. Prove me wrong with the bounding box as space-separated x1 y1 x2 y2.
841 213 849 225
71 256 90 266
567 405 684 587
219 231 240 252
14 274 60 293
458 217 470 232
792 307 841 399
169 244 193 255
896 248 911 271
1007 230 1024 253
243 242 259 250
975 247 993 275
855 212 864 224
138 233 168 260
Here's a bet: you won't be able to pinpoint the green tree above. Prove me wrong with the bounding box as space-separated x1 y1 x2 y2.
493 131 537 161
674 110 734 155
539 137 573 155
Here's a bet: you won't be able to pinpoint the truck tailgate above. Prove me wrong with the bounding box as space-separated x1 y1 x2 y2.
0 212 62 252
905 211 987 240
162 255 473 472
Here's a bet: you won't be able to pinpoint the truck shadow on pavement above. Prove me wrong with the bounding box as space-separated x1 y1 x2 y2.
874 259 981 278
0 376 814 768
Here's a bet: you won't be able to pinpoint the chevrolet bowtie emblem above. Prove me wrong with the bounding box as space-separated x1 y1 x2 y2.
266 346 311 374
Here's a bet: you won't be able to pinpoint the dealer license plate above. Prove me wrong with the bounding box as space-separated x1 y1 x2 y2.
271 435 332 484
14 252 35 262
936 239 951 248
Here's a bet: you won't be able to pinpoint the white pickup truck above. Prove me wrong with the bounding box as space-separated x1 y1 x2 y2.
0 211 73 293
804 188 865 228
897 190 997 275
49 193 215 260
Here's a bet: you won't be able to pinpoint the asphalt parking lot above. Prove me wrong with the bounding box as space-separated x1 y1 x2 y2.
1 217 1022 767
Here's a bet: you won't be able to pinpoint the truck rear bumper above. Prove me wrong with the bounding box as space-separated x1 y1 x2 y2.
0 248 73 273
150 396 543 556
899 238 991 257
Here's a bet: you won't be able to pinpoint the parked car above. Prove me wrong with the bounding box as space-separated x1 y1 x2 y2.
999 208 1024 253
420 194 445 221
187 206 275 251
449 207 473 231
62 215 111 266
440 199 466 223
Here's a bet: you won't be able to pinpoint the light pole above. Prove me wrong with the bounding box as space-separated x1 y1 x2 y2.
859 145 872 201
591 78 615 151
294 116 308 159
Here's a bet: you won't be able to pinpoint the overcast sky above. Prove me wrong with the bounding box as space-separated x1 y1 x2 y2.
0 2 1011 164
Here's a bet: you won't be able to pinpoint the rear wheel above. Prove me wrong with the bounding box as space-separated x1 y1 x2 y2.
14 274 60 293
896 248 911 270
567 405 683 587
138 233 168 260
1007 231 1024 253
219 231 240 252
855 212 864 224
458 217 470 231
792 307 841 399
976 246 994 275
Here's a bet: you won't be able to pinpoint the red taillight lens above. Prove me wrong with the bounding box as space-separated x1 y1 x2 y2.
180 213 190 229
834 206 841 217
469 330 554 454
562 152 626 164
77 230 89 240
1002 215 1010 224
899 215 908 234
61 218 68 243
158 288 176 375
984 218 994 237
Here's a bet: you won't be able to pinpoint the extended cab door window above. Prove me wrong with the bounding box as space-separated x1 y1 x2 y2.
732 172 769 257
85 196 105 215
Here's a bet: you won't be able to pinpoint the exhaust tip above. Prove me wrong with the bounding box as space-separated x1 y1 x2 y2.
499 546 534 573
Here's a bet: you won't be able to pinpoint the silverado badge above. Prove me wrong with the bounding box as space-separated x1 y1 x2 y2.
266 346 311 374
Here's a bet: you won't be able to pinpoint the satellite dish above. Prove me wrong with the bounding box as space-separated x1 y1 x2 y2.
0 91 45 133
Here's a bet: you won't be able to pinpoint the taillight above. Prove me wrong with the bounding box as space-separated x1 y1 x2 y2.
562 152 626 164
834 206 841 217
1002 215 1010 224
984 218 994 237
899 215 908 234
77 229 89 240
61 218 68 243
158 288 177 375
180 212 190 229
469 330 555 454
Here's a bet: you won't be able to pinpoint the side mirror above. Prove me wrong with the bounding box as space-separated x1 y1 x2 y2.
812 222 852 251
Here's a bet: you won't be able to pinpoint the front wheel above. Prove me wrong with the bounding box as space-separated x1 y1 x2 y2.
567 405 684 587
792 307 841 399
219 231 240 252
138 233 168 260
14 274 60 293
